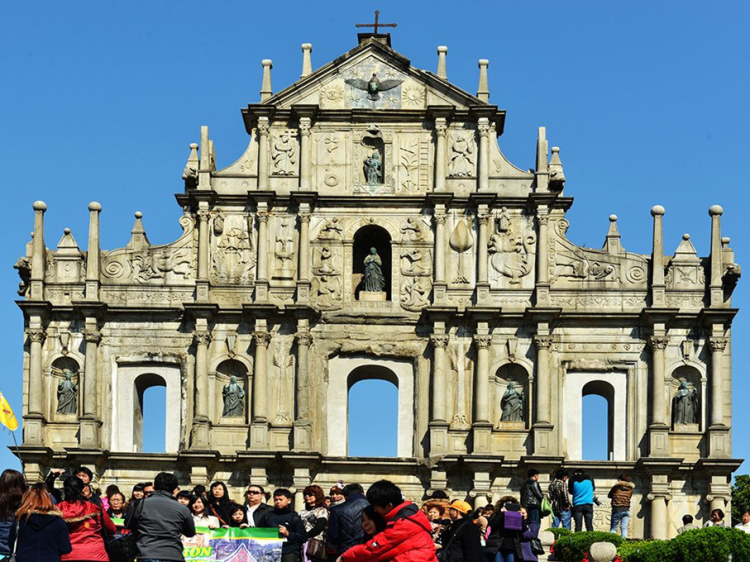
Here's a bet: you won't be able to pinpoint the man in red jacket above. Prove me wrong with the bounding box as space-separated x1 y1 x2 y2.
339 480 437 562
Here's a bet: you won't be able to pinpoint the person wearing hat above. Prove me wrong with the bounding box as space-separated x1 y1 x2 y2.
437 500 482 562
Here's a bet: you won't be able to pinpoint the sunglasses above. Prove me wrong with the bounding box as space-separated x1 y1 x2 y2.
246 490 262 495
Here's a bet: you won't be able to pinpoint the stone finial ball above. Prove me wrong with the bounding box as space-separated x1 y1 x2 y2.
262 59 273 67
589 541 617 562
552 146 560 153
301 43 312 50
709 204 724 216
609 214 618 222
88 201 102 212
63 228 71 235
683 233 690 240
478 59 489 66
189 143 199 150
135 211 143 219
437 46 448 53
32 201 47 211
722 236 731 244
651 205 665 216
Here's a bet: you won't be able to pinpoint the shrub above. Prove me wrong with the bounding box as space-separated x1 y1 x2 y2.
617 540 655 561
623 527 750 562
546 527 572 540
622 540 676 562
552 531 623 562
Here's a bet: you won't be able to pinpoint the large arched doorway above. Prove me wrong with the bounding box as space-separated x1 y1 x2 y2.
111 363 182 454
353 225 392 300
327 356 414 458
563 371 627 461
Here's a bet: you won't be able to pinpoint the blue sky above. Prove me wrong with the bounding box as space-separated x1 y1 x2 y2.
1 1 749 472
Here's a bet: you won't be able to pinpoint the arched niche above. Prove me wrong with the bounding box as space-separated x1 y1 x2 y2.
327 356 414 458
51 356 81 418
111 363 181 454
670 365 702 430
215 359 250 423
494 363 530 427
563 371 627 461
352 225 392 300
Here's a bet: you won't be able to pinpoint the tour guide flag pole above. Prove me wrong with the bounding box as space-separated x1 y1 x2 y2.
0 392 21 453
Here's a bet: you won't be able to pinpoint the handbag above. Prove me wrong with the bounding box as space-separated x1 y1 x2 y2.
530 537 545 555
306 538 327 561
540 496 553 517
7 520 19 562
503 510 523 531
104 498 145 562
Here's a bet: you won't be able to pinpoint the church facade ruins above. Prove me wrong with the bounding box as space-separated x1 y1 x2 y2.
15 32 741 538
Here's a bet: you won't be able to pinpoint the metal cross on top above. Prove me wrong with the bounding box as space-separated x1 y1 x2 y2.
356 10 397 34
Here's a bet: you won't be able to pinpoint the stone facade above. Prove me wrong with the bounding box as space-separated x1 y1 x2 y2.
15 34 742 539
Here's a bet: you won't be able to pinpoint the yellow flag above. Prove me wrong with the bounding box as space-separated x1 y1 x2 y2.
0 393 18 431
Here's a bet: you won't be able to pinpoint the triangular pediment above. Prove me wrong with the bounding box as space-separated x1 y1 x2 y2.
266 38 485 111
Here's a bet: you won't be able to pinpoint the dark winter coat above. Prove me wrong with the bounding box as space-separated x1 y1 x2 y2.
246 501 272 527
438 516 482 562
485 511 526 559
0 516 14 555
340 501 437 562
328 493 369 554
520 478 543 508
8 512 72 562
125 490 195 561
608 480 634 508
257 506 306 557
519 522 541 562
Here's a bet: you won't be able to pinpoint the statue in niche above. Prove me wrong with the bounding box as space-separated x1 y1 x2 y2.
222 375 245 417
500 381 524 422
272 131 297 176
363 248 385 292
673 381 698 425
56 370 77 415
364 151 382 185
448 133 475 177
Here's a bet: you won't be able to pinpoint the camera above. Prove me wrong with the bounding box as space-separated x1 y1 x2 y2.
505 503 521 512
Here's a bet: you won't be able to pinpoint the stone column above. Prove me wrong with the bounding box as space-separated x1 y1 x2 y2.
709 205 724 307
536 211 550 306
25 325 45 445
299 118 311 190
85 202 101 301
197 208 211 302
433 210 447 303
709 337 727 427
648 336 668 426
251 330 271 449
477 118 490 191
647 492 670 539
192 328 211 448
477 213 490 285
434 118 447 192
533 334 554 455
473 336 492 423
472 334 493 454
429 332 450 455
297 209 311 303
255 208 269 302
430 334 449 423
534 336 552 425
293 331 313 451
252 332 271 422
80 326 102 448
30 201 47 301
27 328 45 417
257 117 270 189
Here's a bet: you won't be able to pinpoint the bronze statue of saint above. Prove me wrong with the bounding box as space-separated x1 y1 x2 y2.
673 381 698 425
363 247 385 292
56 370 77 415
222 375 245 417
500 381 524 422
364 151 382 185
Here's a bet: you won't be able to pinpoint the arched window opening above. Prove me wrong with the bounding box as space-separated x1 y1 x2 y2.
353 225 392 300
582 381 615 461
134 374 167 453
347 368 398 457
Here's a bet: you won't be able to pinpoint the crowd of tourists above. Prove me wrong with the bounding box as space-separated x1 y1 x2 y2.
0 466 748 562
